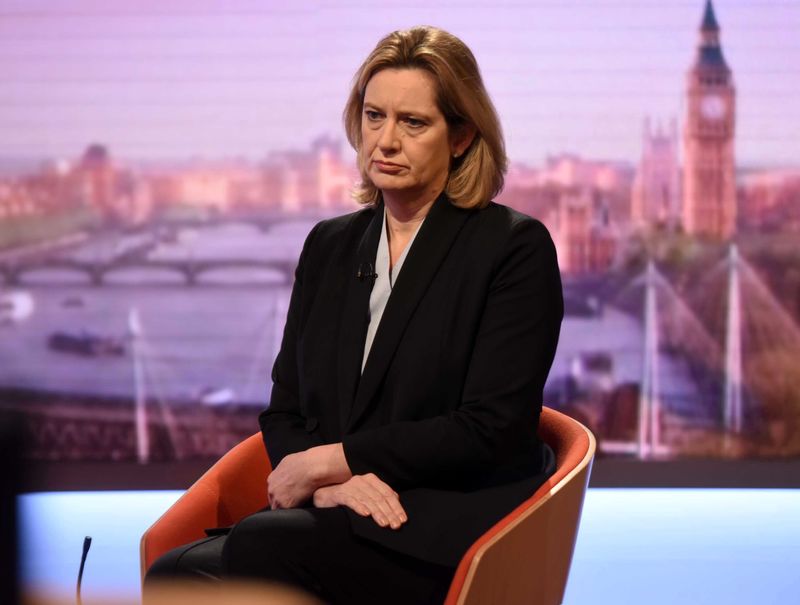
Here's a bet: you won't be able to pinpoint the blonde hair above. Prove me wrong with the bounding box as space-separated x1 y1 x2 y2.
343 26 507 209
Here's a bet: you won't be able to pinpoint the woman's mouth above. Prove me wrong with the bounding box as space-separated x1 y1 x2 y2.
374 160 404 173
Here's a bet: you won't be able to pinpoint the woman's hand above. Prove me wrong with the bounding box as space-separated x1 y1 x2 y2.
313 474 407 530
267 450 318 509
268 443 353 510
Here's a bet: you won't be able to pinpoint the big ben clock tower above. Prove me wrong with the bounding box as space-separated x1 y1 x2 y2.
682 0 736 239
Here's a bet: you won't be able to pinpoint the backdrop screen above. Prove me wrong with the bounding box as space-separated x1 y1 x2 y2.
1 0 798 488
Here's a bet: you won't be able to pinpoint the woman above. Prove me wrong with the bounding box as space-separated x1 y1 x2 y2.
146 25 563 604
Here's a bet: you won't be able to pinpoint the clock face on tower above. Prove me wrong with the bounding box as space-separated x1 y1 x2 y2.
701 94 727 120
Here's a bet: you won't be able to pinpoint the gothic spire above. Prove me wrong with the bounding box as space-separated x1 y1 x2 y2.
701 0 720 32
695 0 728 72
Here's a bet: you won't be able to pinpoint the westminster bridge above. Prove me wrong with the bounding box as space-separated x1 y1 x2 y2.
0 257 296 286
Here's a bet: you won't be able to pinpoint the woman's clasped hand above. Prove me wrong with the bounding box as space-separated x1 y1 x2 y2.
266 442 407 530
313 474 408 530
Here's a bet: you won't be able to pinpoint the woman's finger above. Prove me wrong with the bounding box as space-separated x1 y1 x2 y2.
326 475 407 529
347 480 390 526
353 477 404 529
335 478 390 526
362 474 407 527
341 492 371 517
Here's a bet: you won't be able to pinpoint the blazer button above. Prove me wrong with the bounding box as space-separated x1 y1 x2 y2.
305 417 319 432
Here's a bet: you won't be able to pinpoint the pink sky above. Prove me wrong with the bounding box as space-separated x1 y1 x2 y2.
0 0 797 167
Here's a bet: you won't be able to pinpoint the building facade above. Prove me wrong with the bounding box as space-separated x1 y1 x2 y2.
632 117 681 232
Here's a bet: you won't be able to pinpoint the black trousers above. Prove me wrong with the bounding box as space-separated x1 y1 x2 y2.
144 507 455 605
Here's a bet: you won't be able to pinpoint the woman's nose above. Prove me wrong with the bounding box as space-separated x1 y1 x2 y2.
377 119 400 151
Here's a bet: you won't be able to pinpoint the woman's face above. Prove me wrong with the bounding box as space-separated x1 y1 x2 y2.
361 68 455 203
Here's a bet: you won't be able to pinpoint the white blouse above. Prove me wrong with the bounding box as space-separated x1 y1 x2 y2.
361 206 425 373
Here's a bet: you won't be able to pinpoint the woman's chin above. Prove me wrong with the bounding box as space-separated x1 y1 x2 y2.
372 177 412 192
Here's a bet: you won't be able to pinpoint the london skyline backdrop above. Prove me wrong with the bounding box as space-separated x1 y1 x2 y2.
0 0 798 168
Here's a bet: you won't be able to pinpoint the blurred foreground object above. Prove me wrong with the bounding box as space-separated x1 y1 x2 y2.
25 580 322 605
1 412 23 605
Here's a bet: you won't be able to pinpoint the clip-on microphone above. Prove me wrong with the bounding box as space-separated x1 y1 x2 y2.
356 262 378 282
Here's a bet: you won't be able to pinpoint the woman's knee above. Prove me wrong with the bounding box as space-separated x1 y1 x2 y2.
144 536 225 584
145 547 185 581
222 508 317 576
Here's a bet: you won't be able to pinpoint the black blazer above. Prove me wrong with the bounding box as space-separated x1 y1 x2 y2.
259 190 564 567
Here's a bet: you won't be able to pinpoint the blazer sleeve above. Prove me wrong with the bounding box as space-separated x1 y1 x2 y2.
341 217 564 490
258 221 325 467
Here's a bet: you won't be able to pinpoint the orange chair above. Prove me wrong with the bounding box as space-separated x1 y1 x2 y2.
141 407 595 605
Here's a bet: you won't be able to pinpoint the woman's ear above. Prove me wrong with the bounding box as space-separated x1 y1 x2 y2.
451 124 477 158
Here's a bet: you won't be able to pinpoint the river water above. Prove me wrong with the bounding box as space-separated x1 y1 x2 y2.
0 221 310 405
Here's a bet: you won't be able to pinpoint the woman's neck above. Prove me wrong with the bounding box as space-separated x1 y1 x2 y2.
382 189 439 240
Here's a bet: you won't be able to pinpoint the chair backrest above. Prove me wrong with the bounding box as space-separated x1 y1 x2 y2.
444 407 595 605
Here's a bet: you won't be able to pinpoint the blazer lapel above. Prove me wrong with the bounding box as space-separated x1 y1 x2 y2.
345 191 472 432
336 203 383 431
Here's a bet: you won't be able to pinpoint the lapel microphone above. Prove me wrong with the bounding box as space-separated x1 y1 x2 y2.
356 262 378 282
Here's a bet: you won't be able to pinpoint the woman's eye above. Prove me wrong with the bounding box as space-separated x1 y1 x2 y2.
365 110 381 120
405 118 424 128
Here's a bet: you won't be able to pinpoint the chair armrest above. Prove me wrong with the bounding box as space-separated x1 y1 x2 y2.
140 433 271 579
